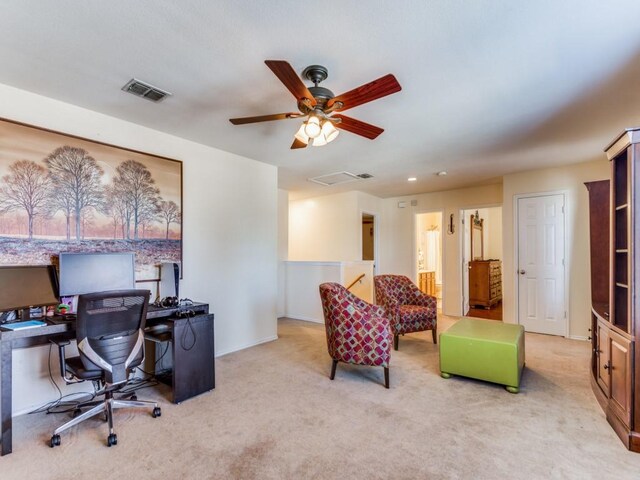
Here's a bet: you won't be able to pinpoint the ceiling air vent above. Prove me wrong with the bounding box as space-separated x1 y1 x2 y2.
308 171 362 186
121 78 171 102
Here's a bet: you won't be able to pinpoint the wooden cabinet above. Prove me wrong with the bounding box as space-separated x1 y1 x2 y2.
418 271 436 296
469 260 502 308
588 129 640 452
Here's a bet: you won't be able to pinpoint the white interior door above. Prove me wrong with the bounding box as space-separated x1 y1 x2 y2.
517 194 566 336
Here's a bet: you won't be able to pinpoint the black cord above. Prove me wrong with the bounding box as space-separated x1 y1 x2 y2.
181 317 197 351
28 344 95 415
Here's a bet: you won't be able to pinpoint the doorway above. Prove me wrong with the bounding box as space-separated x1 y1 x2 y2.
516 193 567 336
415 212 443 309
362 213 376 268
461 206 503 320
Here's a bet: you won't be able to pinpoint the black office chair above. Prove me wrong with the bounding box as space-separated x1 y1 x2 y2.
50 289 161 448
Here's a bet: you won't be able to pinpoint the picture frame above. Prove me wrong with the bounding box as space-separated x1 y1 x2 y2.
0 117 182 282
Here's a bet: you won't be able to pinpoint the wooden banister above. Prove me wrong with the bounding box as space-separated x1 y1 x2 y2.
346 273 365 291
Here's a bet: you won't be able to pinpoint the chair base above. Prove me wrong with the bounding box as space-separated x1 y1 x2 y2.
393 326 437 350
329 359 389 388
50 390 160 448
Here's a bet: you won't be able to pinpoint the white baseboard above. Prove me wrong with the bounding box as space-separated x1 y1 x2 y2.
215 334 279 357
282 313 323 324
568 335 589 341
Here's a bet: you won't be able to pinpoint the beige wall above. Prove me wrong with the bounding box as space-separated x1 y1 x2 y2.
502 159 609 338
289 190 383 263
486 206 503 260
289 191 359 261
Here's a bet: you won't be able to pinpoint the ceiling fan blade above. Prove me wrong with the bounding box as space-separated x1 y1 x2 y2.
265 60 317 106
327 74 401 112
229 112 302 125
291 138 308 149
332 114 384 139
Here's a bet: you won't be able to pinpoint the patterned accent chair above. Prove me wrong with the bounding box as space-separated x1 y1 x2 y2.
319 283 392 388
374 274 437 350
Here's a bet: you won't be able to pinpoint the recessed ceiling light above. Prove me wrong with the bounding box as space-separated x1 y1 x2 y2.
436 171 447 176
408 177 417 182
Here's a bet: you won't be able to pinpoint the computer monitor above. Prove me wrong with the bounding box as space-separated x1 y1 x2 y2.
0 265 59 313
58 252 136 297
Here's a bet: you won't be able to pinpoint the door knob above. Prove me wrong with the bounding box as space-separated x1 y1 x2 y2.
604 363 610 370
519 269 526 275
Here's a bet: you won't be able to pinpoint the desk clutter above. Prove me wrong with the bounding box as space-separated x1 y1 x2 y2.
0 255 215 456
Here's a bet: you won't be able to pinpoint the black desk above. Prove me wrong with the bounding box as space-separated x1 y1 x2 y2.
0 304 214 456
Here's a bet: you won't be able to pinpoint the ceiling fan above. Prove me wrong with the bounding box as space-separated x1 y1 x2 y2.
229 60 402 149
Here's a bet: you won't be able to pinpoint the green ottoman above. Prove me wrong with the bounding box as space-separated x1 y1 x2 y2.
439 318 525 393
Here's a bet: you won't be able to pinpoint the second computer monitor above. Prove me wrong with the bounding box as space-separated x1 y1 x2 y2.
58 252 136 297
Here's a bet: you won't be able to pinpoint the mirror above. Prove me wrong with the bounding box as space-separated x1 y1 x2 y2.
470 213 484 260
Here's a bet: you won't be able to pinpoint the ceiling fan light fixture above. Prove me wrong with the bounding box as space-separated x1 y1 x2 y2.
294 124 309 144
322 120 340 143
304 115 321 138
312 134 328 147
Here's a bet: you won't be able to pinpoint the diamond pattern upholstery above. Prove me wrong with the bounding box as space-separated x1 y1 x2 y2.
319 283 391 387
374 275 437 349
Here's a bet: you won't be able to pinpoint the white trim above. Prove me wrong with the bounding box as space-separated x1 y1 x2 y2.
284 261 341 266
282 314 323 324
513 190 570 338
215 334 279 357
569 335 590 341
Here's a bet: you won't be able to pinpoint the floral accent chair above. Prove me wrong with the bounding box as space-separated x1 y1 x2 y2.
319 283 392 388
373 275 437 350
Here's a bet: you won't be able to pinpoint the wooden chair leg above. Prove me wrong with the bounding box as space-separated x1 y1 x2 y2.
432 326 438 344
383 367 390 389
394 334 399 351
330 359 338 380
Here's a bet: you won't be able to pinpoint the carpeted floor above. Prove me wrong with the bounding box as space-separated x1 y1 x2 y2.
3 316 640 479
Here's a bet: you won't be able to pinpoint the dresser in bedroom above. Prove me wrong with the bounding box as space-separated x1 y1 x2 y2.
468 260 502 308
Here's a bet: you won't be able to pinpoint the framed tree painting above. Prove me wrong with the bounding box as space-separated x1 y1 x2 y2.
0 118 182 282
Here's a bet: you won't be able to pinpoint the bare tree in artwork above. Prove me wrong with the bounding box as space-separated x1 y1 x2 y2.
0 160 51 240
103 184 130 239
49 188 73 240
113 160 161 240
158 200 180 239
44 146 104 241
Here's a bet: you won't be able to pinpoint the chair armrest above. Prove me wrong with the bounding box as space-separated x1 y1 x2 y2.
49 337 70 347
412 290 437 308
48 337 81 384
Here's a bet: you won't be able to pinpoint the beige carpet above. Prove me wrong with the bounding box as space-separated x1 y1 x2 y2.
3 316 640 479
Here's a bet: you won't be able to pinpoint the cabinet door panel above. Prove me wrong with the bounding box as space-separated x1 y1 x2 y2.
596 321 610 394
609 331 632 426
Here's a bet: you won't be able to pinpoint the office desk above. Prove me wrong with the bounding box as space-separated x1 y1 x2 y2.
0 306 214 456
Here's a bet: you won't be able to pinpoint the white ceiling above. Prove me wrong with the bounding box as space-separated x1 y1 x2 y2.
2 1 640 199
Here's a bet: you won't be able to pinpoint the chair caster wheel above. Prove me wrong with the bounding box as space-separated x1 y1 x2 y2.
131 394 137 401
152 407 161 418
107 433 117 446
50 434 61 448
